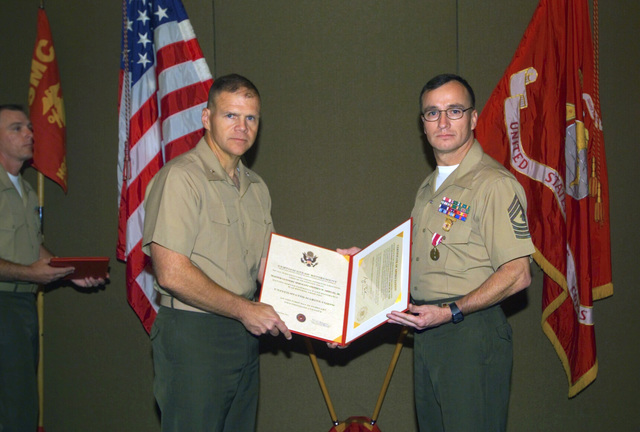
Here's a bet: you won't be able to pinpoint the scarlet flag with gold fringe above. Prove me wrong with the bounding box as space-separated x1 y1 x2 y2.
475 0 612 397
28 6 67 193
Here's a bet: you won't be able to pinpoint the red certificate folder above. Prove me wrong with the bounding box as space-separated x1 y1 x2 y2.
49 257 110 280
260 219 411 346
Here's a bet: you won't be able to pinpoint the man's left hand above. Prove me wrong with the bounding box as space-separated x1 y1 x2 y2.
387 303 450 331
71 274 108 288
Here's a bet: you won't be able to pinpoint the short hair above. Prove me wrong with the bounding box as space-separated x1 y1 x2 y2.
419 74 476 110
0 104 28 117
207 74 260 108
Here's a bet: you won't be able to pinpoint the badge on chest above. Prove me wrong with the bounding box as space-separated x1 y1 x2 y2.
430 197 471 261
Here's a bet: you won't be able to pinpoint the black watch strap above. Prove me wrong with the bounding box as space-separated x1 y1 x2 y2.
449 302 464 324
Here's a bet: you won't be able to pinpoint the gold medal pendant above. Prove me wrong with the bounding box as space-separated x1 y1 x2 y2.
430 232 444 261
430 247 440 261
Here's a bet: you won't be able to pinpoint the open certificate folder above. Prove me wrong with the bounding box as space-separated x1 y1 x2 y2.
260 219 411 345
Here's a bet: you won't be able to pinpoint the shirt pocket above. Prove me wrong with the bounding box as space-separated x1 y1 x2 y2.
0 200 38 262
206 203 238 260
246 205 270 236
0 209 19 259
426 216 472 272
245 205 272 262
442 223 473 271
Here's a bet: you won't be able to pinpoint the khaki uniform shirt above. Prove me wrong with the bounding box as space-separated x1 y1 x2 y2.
142 138 274 300
0 165 41 293
411 140 535 302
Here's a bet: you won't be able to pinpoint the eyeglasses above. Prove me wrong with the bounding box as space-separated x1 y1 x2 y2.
421 107 474 122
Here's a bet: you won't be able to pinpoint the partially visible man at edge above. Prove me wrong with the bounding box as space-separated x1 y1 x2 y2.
385 74 535 431
0 104 106 432
143 74 292 432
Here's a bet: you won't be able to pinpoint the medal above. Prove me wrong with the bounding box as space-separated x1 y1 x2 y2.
430 247 440 260
431 233 444 261
442 216 455 232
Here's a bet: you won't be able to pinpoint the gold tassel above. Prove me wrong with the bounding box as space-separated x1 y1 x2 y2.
589 156 599 198
594 182 603 223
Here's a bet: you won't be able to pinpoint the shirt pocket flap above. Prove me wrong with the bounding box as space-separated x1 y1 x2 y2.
425 216 471 244
441 223 471 245
207 203 238 225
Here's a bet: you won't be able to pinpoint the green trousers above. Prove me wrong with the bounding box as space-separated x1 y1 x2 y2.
151 306 260 432
0 292 38 432
413 305 513 432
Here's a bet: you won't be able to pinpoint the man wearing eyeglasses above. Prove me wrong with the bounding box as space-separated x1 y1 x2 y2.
387 74 535 432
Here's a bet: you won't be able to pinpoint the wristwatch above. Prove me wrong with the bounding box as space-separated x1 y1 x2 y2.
449 302 464 324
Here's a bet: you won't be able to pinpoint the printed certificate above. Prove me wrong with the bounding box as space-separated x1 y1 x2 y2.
260 219 411 345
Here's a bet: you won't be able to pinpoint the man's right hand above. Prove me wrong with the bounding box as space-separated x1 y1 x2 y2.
336 247 361 256
240 301 292 340
29 258 75 284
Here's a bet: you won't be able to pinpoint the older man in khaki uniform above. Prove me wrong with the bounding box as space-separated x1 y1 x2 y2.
143 74 291 432
388 74 535 432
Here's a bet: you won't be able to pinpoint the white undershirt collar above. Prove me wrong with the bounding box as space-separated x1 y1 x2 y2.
7 172 23 197
435 164 459 191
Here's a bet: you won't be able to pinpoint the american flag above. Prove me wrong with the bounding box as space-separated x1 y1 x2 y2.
117 0 213 332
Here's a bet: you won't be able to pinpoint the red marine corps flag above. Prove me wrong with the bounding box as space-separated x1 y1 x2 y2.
29 6 67 192
475 0 612 397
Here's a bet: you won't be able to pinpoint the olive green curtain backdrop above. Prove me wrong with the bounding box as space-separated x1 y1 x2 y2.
1 1 638 430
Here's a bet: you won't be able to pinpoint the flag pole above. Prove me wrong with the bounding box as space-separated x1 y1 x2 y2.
30 1 65 427
37 172 45 432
